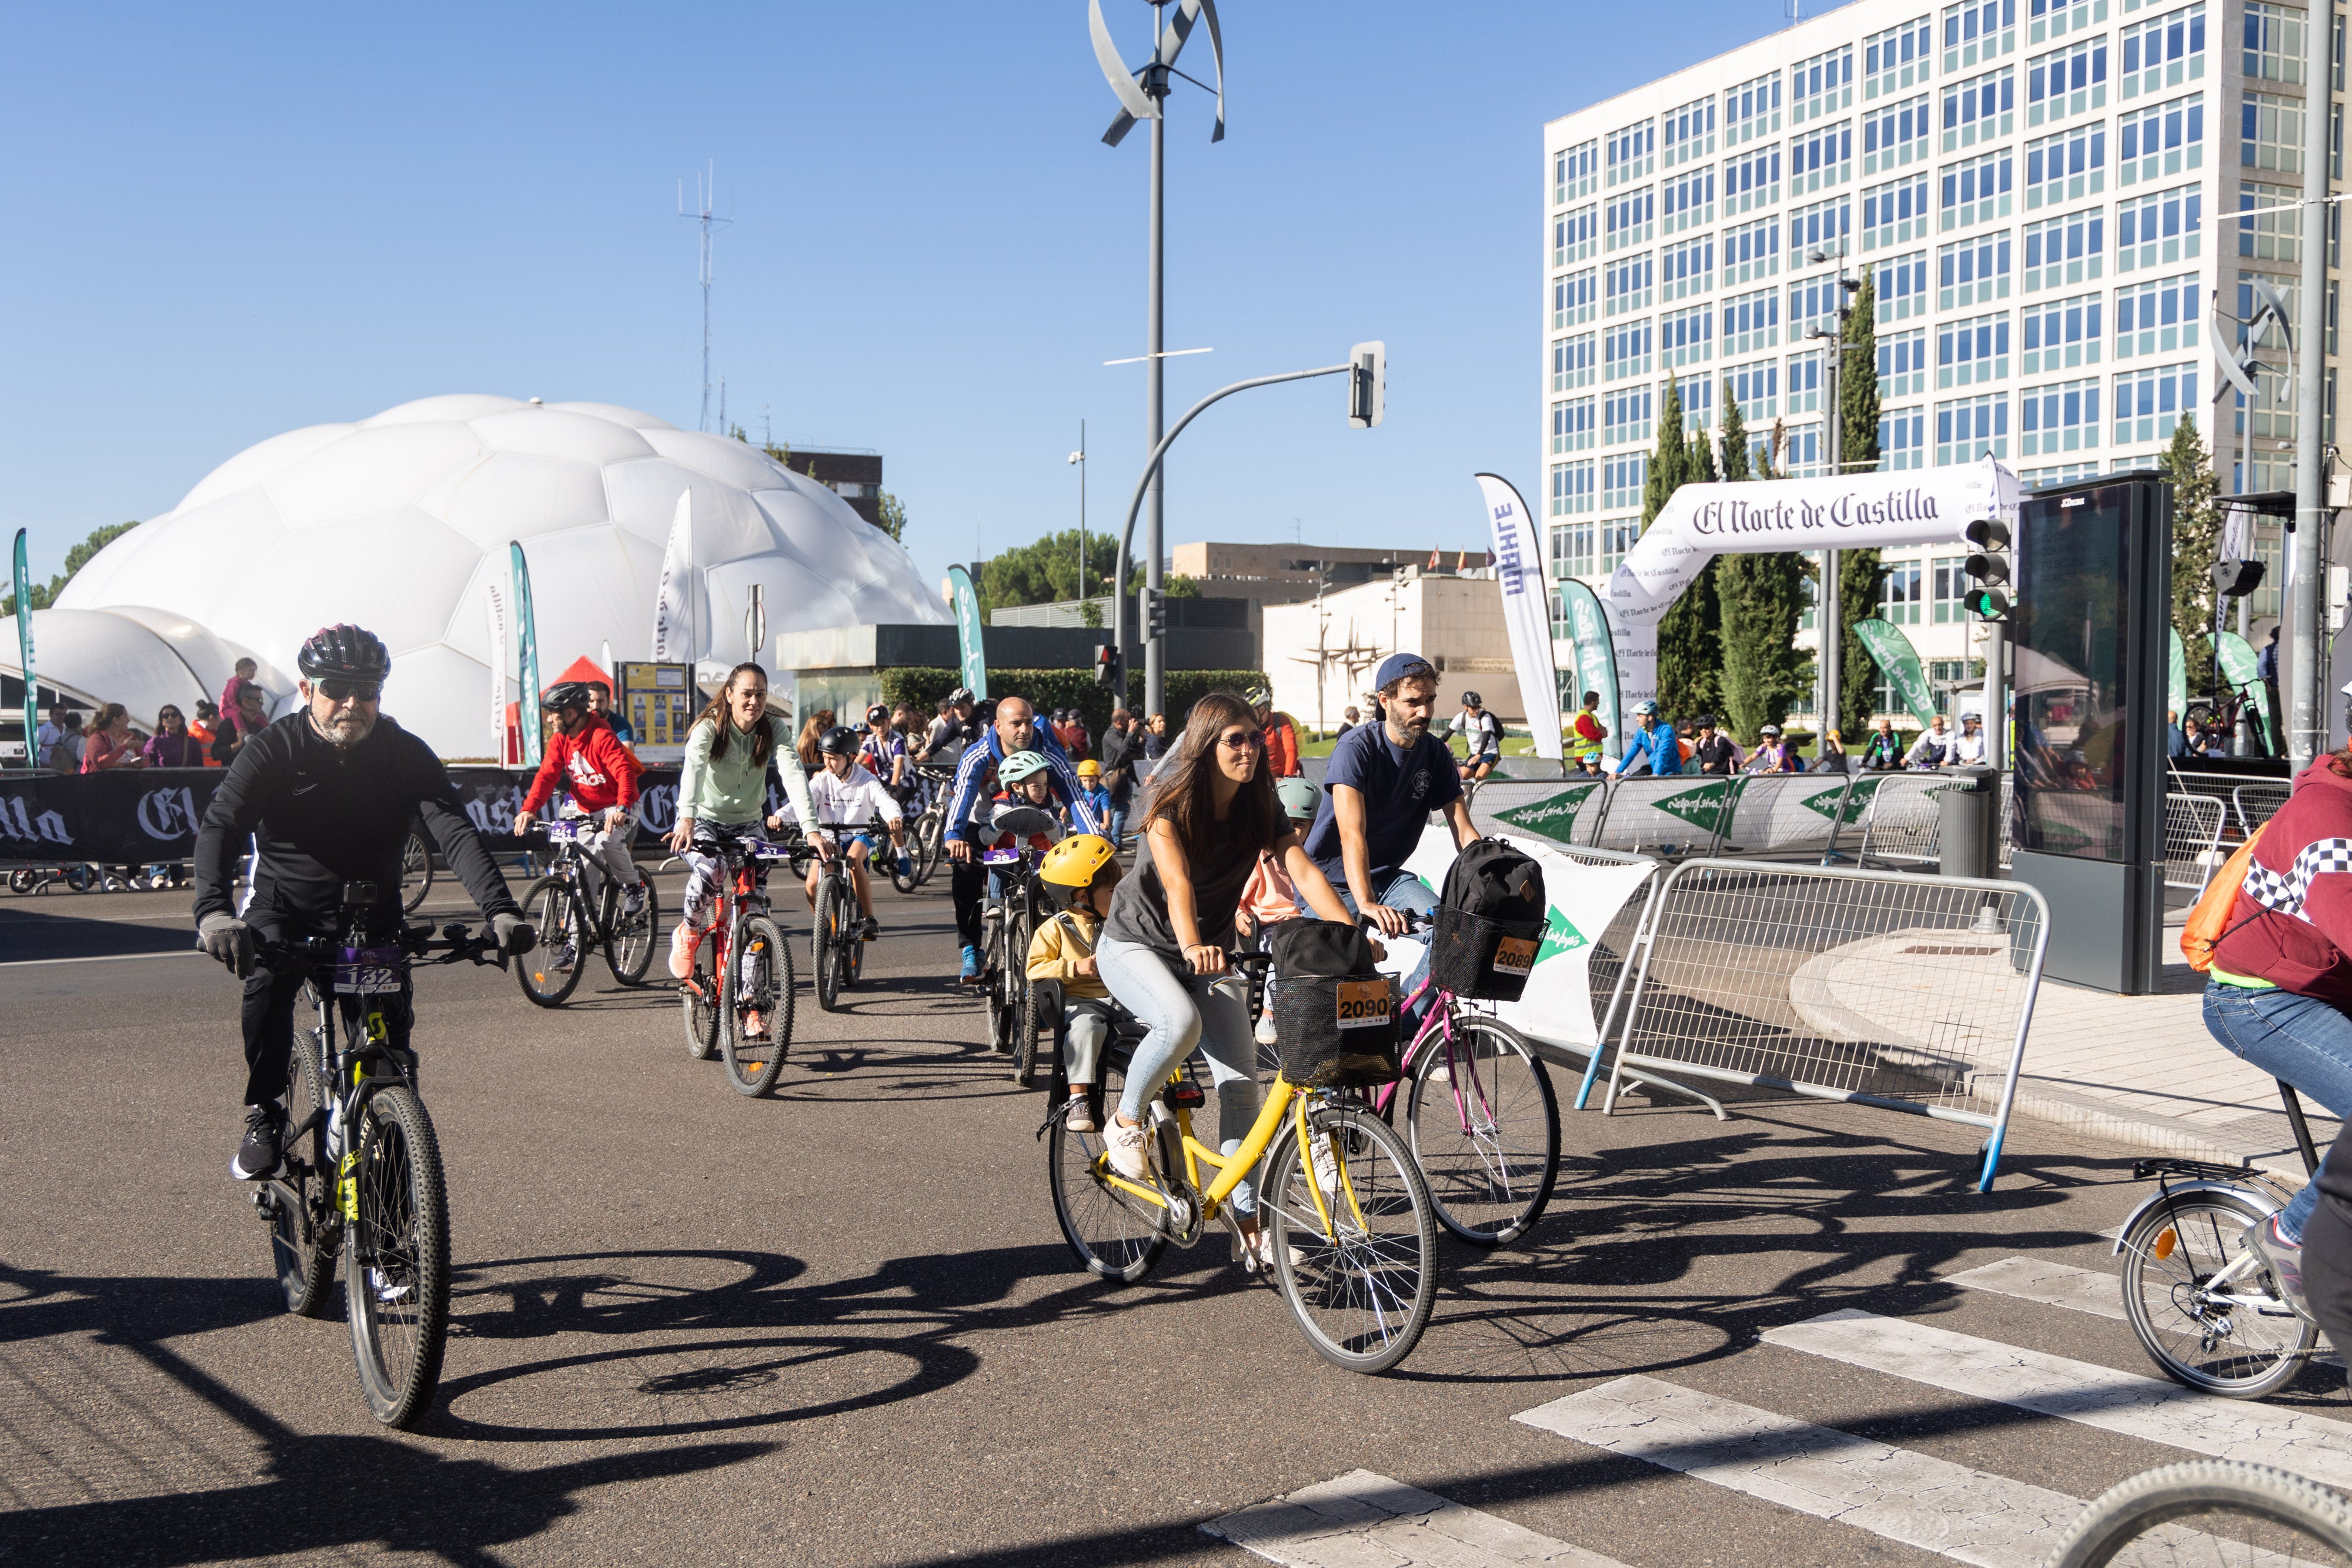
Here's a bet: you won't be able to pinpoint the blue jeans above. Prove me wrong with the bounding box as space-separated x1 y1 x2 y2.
1106 805 1130 848
1297 869 1442 1012
1096 935 1262 1215
2204 981 2352 1242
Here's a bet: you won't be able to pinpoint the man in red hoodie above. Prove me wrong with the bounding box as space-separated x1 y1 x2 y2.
513 682 647 958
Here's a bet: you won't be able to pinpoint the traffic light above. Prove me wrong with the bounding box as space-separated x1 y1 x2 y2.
1962 517 2012 621
1144 587 1168 639
1348 340 1385 429
1093 643 1120 688
2212 557 2267 597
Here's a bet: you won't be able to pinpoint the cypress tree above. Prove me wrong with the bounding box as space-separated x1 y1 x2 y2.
1651 380 1722 723
2161 415 2221 691
1715 384 1808 742
1833 269 1886 741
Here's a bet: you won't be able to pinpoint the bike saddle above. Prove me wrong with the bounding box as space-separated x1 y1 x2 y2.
991 805 1058 839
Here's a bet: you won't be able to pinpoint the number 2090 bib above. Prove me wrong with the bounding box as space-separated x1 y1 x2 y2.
1335 978 1391 1031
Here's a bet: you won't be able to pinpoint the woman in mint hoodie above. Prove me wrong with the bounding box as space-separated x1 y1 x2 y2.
665 662 819 981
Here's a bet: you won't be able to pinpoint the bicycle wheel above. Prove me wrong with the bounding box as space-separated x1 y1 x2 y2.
682 922 719 1061
605 877 660 986
346 1086 450 1429
814 878 844 1012
1013 981 1051 1089
1262 1101 1439 1375
2046 1459 2352 1567
266 1021 336 1318
514 875 586 1008
2120 1187 2318 1398
984 917 1018 1053
722 913 794 1096
889 836 921 895
1404 1015 1561 1247
1046 1066 1167 1283
399 830 433 914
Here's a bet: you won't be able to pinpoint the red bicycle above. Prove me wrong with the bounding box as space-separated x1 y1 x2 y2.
678 825 799 1097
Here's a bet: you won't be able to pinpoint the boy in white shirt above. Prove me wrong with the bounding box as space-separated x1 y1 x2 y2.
807 726 910 938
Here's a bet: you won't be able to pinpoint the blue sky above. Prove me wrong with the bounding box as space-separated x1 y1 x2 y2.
1 2 1843 590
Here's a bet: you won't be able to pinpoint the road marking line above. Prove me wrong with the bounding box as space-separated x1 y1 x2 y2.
1945 1257 2130 1322
1203 1468 1633 1568
0 949 205 969
1514 1375 2084 1567
1762 1309 2352 1487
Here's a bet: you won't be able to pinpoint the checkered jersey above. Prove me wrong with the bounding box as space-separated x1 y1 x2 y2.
2243 837 2352 923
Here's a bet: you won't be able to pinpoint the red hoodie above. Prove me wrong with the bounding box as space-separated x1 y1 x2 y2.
2211 755 2352 1005
520 713 641 815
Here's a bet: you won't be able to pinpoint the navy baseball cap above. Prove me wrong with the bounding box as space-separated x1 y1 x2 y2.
1374 652 1437 688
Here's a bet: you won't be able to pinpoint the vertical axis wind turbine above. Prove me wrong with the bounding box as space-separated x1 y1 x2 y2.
680 166 731 433
1090 0 1224 716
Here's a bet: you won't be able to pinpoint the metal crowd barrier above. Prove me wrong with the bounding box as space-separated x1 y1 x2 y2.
1849 774 1952 868
2161 793 2227 892
1588 859 2051 1191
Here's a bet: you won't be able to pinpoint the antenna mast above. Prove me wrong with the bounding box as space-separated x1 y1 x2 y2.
679 166 731 433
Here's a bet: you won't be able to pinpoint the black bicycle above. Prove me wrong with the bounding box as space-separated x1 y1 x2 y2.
810 834 867 1012
247 885 510 1428
974 806 1058 1075
514 808 661 1006
903 763 958 889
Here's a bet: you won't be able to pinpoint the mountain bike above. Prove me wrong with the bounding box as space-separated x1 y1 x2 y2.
1040 950 1441 1375
514 811 661 1006
902 764 957 889
245 884 510 1428
2047 1459 2352 1565
2183 681 2274 758
677 824 798 1097
809 831 868 1012
399 825 433 913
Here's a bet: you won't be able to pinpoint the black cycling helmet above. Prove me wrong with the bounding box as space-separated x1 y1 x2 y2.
540 680 593 713
818 724 861 757
866 703 890 726
296 624 390 681
946 686 975 707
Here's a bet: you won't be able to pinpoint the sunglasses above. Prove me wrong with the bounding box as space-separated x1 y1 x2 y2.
1217 730 1264 751
316 678 382 703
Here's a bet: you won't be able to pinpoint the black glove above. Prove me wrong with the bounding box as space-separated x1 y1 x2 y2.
492 912 536 956
198 912 255 979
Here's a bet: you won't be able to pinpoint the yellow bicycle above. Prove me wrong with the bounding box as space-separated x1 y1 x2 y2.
1040 960 1441 1375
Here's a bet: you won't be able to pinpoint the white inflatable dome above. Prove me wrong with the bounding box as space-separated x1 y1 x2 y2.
47 394 947 756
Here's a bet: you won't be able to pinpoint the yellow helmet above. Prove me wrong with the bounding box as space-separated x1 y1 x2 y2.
1040 833 1119 890
1076 758 1102 778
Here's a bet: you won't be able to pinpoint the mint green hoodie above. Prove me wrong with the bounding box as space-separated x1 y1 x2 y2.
677 714 816 831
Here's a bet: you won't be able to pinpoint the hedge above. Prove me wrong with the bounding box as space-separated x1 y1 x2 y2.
877 668 1269 738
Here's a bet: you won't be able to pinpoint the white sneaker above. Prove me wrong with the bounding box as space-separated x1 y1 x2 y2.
623 882 647 918
1254 1011 1278 1048
667 922 702 982
1104 1116 1151 1181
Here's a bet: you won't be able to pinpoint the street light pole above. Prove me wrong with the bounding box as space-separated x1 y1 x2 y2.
1145 36 1168 716
1068 422 1087 605
2289 0 2333 767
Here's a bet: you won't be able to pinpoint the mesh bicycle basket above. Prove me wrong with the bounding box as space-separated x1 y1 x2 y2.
1268 920 1399 1088
1429 838 1548 1002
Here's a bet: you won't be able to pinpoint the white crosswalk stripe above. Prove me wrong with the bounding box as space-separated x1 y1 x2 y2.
1945 1256 2131 1322
1202 1468 1633 1568
1762 1309 2352 1488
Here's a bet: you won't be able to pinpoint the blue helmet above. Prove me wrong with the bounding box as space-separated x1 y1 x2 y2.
1633 699 1661 717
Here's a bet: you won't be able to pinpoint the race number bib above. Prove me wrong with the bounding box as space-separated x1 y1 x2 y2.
1335 978 1392 1031
1493 937 1539 978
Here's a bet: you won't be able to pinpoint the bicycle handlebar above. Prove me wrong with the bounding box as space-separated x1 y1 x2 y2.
255 921 509 975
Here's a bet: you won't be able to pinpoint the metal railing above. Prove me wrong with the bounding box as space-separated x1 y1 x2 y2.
1587 860 2049 1191
2161 792 2227 892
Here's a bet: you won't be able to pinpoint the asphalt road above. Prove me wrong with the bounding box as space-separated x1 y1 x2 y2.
4 867 2341 1566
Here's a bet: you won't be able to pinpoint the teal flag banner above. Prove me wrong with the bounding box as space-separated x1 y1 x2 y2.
2167 629 2187 721
12 530 34 768
947 565 988 701
1853 617 1938 730
1558 577 1619 761
511 540 543 767
2217 630 2273 749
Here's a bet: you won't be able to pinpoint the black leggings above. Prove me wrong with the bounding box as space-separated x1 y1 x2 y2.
241 965 412 1108
951 858 987 948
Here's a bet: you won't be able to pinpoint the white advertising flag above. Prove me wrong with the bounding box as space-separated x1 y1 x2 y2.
1473 474 1564 760
651 490 694 663
485 581 509 764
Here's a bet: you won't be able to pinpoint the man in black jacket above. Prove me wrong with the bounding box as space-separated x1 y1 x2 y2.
195 624 532 1181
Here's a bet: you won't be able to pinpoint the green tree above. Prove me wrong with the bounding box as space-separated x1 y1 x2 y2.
874 490 908 543
1649 380 1722 723
2 521 138 617
2162 414 2221 690
1833 269 1887 741
1713 385 1808 741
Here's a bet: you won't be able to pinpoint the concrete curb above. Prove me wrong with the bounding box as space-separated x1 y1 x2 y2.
1979 1074 2311 1181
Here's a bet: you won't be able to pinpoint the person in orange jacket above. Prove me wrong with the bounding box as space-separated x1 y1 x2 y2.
1246 684 1302 778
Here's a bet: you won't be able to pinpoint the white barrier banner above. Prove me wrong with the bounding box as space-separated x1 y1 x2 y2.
1469 778 1609 847
1721 772 1868 853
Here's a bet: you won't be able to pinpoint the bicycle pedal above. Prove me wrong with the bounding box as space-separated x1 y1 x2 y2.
1167 1082 1206 1108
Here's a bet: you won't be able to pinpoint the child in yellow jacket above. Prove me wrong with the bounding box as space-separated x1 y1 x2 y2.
1028 834 1124 1133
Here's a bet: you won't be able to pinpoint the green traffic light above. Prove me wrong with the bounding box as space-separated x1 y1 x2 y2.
1962 587 2011 620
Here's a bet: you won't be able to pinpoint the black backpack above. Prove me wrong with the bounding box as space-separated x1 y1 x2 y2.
1268 920 1400 1088
1431 837 1549 1001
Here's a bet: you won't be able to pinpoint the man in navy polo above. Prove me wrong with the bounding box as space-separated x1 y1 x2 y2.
1299 652 1482 1013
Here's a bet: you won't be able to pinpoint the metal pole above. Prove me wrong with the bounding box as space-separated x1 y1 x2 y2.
1145 34 1168 718
1983 619 2007 771
1821 348 1842 741
2237 591 2253 755
1077 419 1087 601
2290 0 2333 770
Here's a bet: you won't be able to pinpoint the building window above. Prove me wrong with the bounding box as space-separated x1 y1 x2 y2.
1878 559 1926 623
1728 357 1780 420
1937 392 2010 462
1939 310 2012 385
1603 387 1654 446
1661 237 1714 300
1603 320 1653 380
1554 205 1598 268
2115 271 2199 356
1944 0 2018 69
1870 15 1937 95
1605 252 1654 316
1880 326 1929 397
1790 120 1855 195
2234 366 2296 493
1881 406 1928 469
1876 249 1930 320
1939 230 2014 307
1599 517 1641 574
1606 118 1655 186
1788 350 1824 414
2247 526 2286 616
2023 206 2103 289
2238 182 2298 263
2243 2 2306 84
1602 452 1649 510
2027 35 2109 125
1942 65 2016 150
2024 121 2106 209
1554 268 1598 329
1863 174 1931 249
2021 376 2102 454
2022 290 2103 372
1661 303 1715 367
1723 145 1782 216
1551 397 1596 454
1662 165 1716 233
1782 423 1824 476
1722 286 1782 353
1550 520 1596 582
1789 196 1852 263
1554 139 1598 206
1552 333 1596 392
2242 91 2304 175
2120 182 2204 268
1932 556 1970 621
1863 93 1934 176
2113 361 2198 445
1605 188 1654 251
2121 3 2206 98
1940 148 2014 228
1723 215 1781 283
1928 657 1987 713
1663 95 1716 166
2118 93 2204 185
1549 462 1596 519
1792 44 1856 122
1789 275 1845 340
2027 0 2100 45
1726 69 1783 145
1676 374 1715 431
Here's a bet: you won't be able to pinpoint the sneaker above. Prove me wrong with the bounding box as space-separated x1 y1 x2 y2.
858 915 880 941
553 940 579 974
1104 1115 1151 1181
229 1104 282 1181
668 922 702 982
896 851 913 879
623 881 647 917
1065 1092 1097 1134
742 1008 767 1039
2246 1213 2313 1322
1254 1011 1278 1048
959 944 982 985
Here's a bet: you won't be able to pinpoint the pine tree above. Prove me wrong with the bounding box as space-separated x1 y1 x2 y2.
1834 269 1887 741
1714 383 1808 742
1650 380 1722 723
2162 415 2221 693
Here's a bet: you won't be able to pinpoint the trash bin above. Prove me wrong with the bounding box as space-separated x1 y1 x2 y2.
1939 767 2000 881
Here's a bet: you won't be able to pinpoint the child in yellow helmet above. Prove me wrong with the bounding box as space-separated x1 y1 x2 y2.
1028 833 1122 1132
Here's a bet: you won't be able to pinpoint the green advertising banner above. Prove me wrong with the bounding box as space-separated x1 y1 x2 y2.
1558 577 1619 760
2217 630 2273 747
1491 780 1606 845
1853 617 1937 730
510 540 543 767
946 564 988 702
12 529 34 768
2167 628 2187 721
